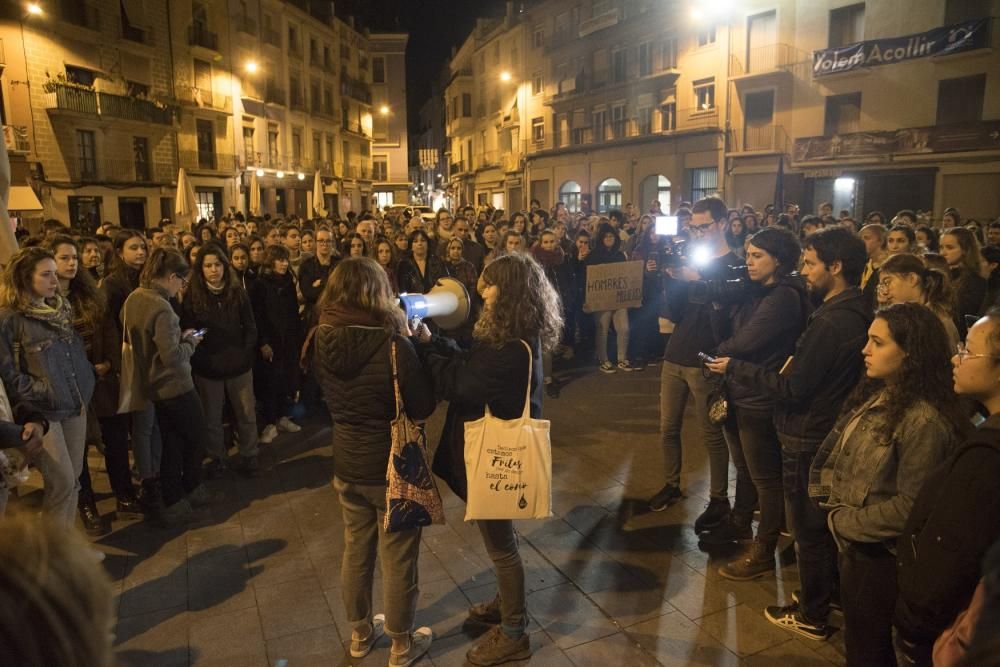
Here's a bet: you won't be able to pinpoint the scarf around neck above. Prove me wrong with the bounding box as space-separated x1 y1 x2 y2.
24 294 75 340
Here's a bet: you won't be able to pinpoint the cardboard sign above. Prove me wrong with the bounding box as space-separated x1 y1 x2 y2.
584 260 644 312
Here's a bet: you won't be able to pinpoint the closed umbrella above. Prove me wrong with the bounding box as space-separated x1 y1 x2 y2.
249 170 261 216
175 167 198 228
312 170 326 218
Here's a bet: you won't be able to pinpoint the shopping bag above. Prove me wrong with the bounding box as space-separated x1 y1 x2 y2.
116 299 149 414
464 340 552 521
383 340 445 533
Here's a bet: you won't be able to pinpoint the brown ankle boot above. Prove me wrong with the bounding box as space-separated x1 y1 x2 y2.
718 539 776 581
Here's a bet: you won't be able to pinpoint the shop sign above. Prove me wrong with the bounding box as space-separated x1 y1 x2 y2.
794 120 1000 162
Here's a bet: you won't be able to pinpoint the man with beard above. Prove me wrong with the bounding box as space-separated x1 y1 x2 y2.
705 227 871 642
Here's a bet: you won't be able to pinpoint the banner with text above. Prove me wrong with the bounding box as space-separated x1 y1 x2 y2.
585 260 644 312
813 19 990 78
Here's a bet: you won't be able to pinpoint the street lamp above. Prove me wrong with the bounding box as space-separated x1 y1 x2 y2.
255 168 264 177
276 170 285 178
245 60 259 74
26 2 42 15
297 172 305 180
379 104 390 115
499 70 511 82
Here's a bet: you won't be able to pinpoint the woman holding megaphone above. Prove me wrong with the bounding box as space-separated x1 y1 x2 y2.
416 252 564 666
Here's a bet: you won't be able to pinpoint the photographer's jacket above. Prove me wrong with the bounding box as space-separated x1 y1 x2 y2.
661 251 741 367
727 286 872 449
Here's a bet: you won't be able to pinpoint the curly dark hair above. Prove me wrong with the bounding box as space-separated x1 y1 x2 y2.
841 301 967 442
475 253 564 353
186 243 241 316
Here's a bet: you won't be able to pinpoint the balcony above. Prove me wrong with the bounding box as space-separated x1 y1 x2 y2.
69 157 174 183
46 84 177 125
727 125 789 154
342 119 366 136
188 24 219 51
684 106 720 130
264 84 285 106
556 75 581 97
793 119 1000 162
449 160 468 177
176 87 230 114
263 28 281 47
476 151 499 169
340 73 372 104
729 43 801 78
236 15 257 35
289 92 305 112
579 7 620 38
178 150 240 173
3 125 30 154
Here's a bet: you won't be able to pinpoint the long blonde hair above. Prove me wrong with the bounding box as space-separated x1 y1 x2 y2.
0 517 115 666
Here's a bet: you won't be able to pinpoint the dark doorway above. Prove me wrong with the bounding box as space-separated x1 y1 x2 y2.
118 197 147 230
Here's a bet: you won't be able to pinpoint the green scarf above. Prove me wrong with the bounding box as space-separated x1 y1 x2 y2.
24 294 76 341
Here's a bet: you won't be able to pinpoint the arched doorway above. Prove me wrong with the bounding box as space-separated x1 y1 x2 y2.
596 178 622 213
640 174 671 214
559 180 582 213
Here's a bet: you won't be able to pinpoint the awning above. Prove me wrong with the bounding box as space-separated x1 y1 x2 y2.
7 185 43 212
121 0 150 29
121 55 151 85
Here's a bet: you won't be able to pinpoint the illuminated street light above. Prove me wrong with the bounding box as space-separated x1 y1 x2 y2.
500 70 512 82
245 60 259 74
276 171 285 178
379 104 390 115
255 168 264 177
26 2 43 15
689 6 703 21
297 172 305 180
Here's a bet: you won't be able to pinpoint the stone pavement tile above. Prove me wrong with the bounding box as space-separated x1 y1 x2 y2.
114 605 190 667
519 541 570 593
563 631 662 667
118 566 188 618
241 505 304 546
323 578 385 631
660 560 739 621
527 582 620 650
809 630 847 666
186 523 244 558
696 602 791 657
248 545 318 589
415 575 475 640
256 575 336 641
187 606 268 665
428 626 573 667
417 547 453 585
626 611 740 667
527 530 645 594
516 515 578 541
588 582 677 628
265 624 345 666
422 532 496 591
187 549 258 619
744 638 838 666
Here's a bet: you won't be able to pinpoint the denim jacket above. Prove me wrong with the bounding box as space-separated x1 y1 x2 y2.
0 308 95 422
808 395 955 553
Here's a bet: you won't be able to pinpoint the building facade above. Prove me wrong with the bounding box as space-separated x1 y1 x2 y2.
369 31 410 209
0 0 387 229
446 0 1000 220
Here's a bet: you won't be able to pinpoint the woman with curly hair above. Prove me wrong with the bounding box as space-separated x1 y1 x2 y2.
809 302 967 666
416 252 563 665
940 226 987 337
395 229 449 296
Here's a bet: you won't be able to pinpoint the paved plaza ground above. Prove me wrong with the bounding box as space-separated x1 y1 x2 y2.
16 363 849 666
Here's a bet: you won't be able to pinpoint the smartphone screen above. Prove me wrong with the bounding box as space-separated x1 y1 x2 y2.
655 215 678 236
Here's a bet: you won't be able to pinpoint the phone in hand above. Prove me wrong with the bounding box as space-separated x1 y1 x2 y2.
191 328 208 338
697 351 718 364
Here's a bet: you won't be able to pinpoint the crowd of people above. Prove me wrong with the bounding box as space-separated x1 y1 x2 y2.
0 194 999 666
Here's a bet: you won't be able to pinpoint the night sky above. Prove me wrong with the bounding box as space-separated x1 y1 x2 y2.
335 0 510 131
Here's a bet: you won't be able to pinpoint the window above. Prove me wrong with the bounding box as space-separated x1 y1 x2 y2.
611 49 627 83
310 80 321 112
478 53 485 74
661 100 677 131
326 137 334 167
133 136 149 181
697 26 717 47
342 140 351 165
532 117 545 143
637 106 653 135
661 38 678 69
196 118 215 169
493 42 500 65
693 78 715 110
267 127 279 164
291 129 302 163
829 3 865 48
288 25 299 52
597 178 622 213
559 180 582 213
69 196 102 230
593 49 608 85
65 65 97 87
312 134 322 164
690 167 718 201
461 93 472 117
126 81 149 98
945 0 991 23
372 156 388 181
640 175 671 213
638 42 653 77
243 126 255 163
937 75 985 124
193 59 213 103
373 56 385 83
824 92 862 135
611 104 627 138
533 24 544 48
324 88 334 115
511 47 519 68
593 108 607 140
532 72 543 95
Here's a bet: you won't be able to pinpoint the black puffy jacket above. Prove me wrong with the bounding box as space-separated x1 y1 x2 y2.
180 287 258 380
314 324 435 485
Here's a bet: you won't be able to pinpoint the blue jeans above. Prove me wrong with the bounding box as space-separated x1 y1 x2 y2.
780 440 838 624
596 308 630 364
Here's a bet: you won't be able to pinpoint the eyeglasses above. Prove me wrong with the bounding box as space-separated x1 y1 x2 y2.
955 342 1000 364
689 221 717 233
876 276 895 294
173 274 189 289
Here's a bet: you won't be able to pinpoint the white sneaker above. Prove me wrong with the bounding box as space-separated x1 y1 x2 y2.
277 416 301 433
259 424 279 444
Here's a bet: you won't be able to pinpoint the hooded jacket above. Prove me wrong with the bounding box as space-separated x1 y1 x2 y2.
179 285 258 380
122 286 196 402
314 307 435 485
727 286 873 448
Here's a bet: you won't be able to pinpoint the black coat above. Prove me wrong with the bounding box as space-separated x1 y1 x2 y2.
299 254 339 315
396 255 450 294
249 271 304 392
894 418 1000 644
315 325 434 485
95 266 140 417
417 337 543 501
180 287 258 380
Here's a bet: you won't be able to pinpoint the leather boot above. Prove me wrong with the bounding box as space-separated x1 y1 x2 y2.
78 492 110 536
137 478 163 515
115 489 145 520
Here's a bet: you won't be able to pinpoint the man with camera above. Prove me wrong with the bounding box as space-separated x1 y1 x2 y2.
647 197 740 534
704 227 871 640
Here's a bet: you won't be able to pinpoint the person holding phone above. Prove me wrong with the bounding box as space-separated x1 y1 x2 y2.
122 248 213 525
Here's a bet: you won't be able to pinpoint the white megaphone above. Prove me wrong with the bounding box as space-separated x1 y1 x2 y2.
398 277 471 330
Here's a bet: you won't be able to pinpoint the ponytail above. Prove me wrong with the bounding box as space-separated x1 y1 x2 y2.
920 267 954 318
139 248 189 288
